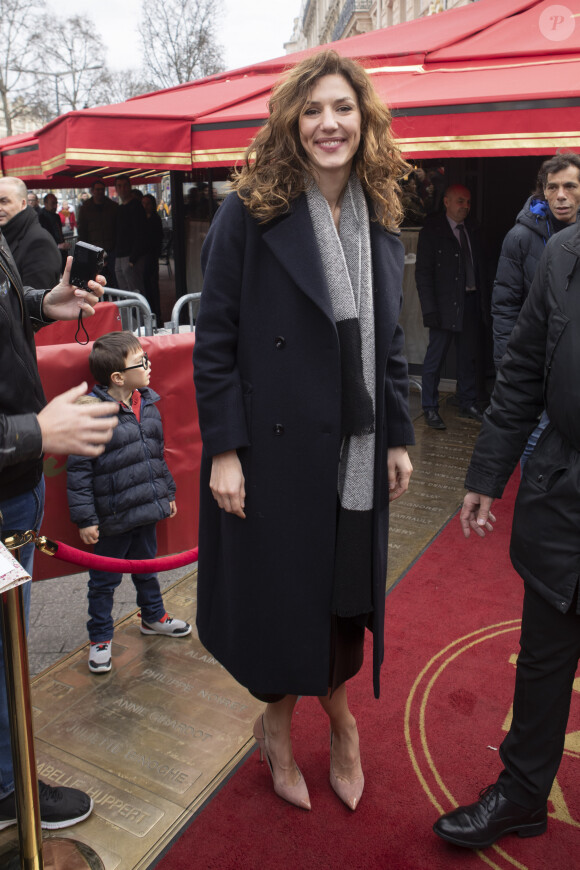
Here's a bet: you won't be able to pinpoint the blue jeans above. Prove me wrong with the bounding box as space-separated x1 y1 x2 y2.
520 410 550 470
87 523 165 643
0 478 45 799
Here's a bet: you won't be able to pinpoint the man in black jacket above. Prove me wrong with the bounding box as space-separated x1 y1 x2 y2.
492 155 580 465
77 179 118 286
415 185 486 430
0 236 118 831
434 220 580 849
0 177 61 288
26 192 40 214
39 192 71 272
114 175 147 292
492 152 580 366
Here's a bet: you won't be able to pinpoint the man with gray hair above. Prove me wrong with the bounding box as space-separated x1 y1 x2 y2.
0 177 61 288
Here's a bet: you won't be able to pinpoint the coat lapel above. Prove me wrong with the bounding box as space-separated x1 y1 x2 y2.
263 195 404 360
262 194 335 323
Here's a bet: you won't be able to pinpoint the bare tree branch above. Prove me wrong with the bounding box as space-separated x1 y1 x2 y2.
0 0 46 135
29 14 111 118
138 0 225 90
93 69 158 106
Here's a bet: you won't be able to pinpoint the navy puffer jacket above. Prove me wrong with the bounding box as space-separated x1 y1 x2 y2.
67 385 175 536
491 196 555 366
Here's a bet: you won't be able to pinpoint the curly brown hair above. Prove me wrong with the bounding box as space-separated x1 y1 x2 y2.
231 50 410 231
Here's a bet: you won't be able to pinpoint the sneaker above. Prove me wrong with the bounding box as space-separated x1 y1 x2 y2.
88 640 112 673
140 612 191 636
0 780 93 831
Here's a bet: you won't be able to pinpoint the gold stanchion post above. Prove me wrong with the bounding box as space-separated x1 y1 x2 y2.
0 533 104 870
1 541 43 870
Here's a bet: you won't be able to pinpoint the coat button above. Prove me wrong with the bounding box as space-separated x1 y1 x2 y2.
537 474 544 482
274 336 286 349
273 424 284 435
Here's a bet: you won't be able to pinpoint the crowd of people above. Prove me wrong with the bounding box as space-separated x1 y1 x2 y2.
1 45 579 858
23 176 173 325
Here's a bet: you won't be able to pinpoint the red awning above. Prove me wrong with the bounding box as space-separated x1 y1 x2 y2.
37 74 277 177
193 56 580 163
0 132 43 178
0 131 120 188
2 0 579 179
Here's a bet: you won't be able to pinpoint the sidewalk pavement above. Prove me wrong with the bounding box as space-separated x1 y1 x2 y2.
28 566 191 676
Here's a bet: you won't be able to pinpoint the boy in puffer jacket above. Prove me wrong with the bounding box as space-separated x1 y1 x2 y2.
67 331 190 673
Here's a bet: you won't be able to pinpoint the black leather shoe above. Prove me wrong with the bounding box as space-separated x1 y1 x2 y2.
458 404 483 422
424 409 446 430
433 785 547 849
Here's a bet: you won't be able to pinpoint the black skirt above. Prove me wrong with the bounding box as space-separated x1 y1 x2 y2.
249 615 365 703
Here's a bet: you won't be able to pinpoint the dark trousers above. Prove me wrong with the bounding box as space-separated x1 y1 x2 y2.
87 523 165 642
421 292 478 410
497 583 580 808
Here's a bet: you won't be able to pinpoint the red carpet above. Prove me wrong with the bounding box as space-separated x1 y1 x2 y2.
156 475 580 870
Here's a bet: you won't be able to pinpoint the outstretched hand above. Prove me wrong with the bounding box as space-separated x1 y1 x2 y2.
41 256 106 321
38 383 118 457
460 491 496 538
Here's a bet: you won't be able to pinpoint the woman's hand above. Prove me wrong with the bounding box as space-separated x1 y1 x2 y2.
210 450 246 518
42 256 106 321
387 446 412 501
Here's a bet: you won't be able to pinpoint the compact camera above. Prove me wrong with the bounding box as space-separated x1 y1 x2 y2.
70 241 106 290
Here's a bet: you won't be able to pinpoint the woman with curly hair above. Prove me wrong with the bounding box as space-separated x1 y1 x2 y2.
193 49 414 813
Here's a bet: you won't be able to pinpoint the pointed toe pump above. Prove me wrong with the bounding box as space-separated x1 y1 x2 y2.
253 715 311 810
329 731 365 811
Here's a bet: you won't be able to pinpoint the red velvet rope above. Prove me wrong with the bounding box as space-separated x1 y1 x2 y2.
44 540 199 573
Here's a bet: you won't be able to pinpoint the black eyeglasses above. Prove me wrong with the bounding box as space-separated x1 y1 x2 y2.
122 352 149 371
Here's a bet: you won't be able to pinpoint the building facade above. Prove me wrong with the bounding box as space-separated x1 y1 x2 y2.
285 0 477 52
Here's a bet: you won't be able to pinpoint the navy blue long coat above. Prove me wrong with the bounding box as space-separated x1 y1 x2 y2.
193 191 414 698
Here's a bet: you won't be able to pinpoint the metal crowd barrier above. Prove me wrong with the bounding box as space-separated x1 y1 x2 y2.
102 288 154 336
169 293 201 334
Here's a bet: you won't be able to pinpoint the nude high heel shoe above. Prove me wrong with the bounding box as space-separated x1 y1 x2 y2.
253 715 311 810
330 731 365 811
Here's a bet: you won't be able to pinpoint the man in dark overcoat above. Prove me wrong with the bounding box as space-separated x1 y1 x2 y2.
0 177 61 288
193 191 414 700
77 179 119 287
434 218 580 849
415 184 486 429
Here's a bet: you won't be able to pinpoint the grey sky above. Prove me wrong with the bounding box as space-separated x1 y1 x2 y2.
51 0 301 74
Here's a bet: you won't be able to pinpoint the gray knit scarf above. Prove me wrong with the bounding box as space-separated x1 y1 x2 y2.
306 174 375 618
